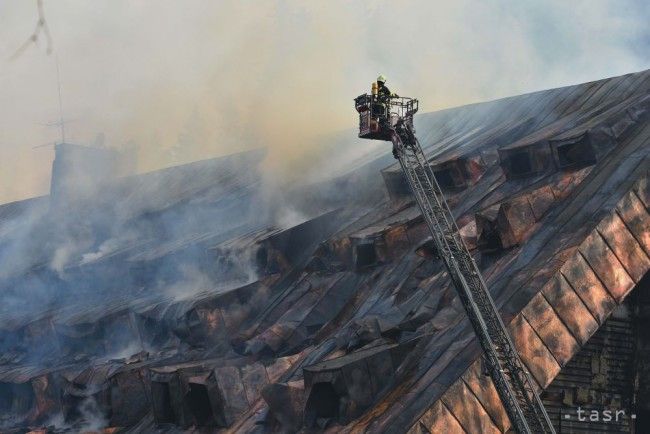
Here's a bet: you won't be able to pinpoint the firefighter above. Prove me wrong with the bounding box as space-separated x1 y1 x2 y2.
374 75 400 159
376 74 398 103
374 74 398 120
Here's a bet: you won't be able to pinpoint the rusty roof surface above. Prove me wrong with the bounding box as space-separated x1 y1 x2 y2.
0 70 648 433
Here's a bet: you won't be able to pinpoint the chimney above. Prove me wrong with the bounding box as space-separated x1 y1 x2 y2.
50 143 121 203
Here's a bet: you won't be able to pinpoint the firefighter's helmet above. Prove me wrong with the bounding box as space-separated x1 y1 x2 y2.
377 74 387 84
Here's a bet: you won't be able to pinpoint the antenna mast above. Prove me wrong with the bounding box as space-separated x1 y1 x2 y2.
55 56 65 144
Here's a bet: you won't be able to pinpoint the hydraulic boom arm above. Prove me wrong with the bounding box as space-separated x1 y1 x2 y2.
390 119 555 434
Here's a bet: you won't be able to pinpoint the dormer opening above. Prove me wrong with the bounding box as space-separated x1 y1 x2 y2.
553 135 597 169
434 164 466 190
507 151 533 177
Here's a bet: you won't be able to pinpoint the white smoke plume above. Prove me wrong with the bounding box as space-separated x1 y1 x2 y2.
0 1 647 202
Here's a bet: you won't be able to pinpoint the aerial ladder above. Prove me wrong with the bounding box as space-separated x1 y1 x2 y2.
354 91 555 434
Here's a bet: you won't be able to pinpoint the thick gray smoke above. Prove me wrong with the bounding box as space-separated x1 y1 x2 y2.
0 1 648 202
0 0 646 362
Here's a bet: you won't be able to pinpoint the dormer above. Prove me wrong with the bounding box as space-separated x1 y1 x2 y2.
382 152 487 200
498 141 553 180
550 132 597 170
429 153 487 191
431 159 467 190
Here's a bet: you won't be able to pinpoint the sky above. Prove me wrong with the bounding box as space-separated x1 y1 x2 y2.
0 0 648 203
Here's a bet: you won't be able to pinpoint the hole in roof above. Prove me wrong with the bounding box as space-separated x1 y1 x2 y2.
556 138 596 169
434 166 465 189
305 382 341 428
151 381 175 423
355 242 378 269
187 382 220 426
507 151 533 177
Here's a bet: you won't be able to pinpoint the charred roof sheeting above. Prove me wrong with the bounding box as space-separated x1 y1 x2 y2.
0 70 649 432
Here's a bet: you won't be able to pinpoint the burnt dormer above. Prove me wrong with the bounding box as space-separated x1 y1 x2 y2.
475 205 502 252
548 123 618 171
498 141 553 180
549 132 597 170
430 153 487 191
383 152 487 199
350 227 387 270
381 165 412 200
476 184 558 253
432 159 467 190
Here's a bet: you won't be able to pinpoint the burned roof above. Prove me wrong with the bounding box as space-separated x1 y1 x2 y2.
0 69 649 432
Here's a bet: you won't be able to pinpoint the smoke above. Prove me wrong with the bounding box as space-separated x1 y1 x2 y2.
50 240 84 275
77 396 108 432
0 3 646 429
164 263 217 302
40 396 107 432
80 231 138 265
0 0 647 202
104 340 143 362
0 0 647 383
0 0 645 358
